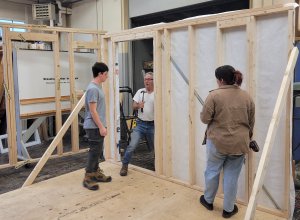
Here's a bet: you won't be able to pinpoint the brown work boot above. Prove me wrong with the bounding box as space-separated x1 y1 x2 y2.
120 164 128 176
93 168 112 182
83 172 99 190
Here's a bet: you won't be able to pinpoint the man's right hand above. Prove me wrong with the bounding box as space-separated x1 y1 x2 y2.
99 127 107 137
139 101 145 109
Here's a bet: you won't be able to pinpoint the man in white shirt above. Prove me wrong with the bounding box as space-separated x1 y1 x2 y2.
120 72 154 176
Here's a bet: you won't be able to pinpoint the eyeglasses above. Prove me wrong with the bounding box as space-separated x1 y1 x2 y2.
144 78 153 81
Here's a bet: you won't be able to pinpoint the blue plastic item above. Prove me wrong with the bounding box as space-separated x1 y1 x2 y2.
292 43 300 161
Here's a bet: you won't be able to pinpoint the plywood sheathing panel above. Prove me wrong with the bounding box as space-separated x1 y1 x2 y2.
0 162 286 220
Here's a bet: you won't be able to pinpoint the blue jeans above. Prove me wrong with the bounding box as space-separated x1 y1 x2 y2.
204 139 245 212
122 120 154 165
85 129 104 173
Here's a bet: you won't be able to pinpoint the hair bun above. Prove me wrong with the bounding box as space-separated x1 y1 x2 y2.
234 70 243 86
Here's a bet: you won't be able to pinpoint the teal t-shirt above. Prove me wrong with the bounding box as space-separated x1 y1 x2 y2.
83 82 106 129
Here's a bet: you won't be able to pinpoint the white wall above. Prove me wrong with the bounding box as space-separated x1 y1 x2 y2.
129 0 209 18
70 0 123 33
0 0 124 32
0 1 34 23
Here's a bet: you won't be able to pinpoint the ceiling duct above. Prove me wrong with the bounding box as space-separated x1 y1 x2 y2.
56 0 72 26
32 3 56 20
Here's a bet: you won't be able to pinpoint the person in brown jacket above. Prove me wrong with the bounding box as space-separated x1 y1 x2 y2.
199 65 255 218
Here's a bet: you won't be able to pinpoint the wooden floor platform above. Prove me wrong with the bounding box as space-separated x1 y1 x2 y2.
0 162 284 220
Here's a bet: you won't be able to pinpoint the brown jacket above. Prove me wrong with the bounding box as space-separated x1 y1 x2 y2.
200 85 255 155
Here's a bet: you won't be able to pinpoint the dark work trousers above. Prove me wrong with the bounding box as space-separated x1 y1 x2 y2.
85 129 104 173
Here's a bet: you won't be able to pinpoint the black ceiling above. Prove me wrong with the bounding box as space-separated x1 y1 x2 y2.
131 0 249 28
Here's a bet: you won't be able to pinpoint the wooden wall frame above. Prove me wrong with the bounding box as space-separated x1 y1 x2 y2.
0 23 105 168
8 4 297 220
102 4 296 219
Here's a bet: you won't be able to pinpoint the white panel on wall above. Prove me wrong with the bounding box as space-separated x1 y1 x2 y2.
129 0 209 18
17 50 96 115
223 27 248 90
255 13 289 209
70 0 122 33
223 26 248 201
0 1 33 23
70 0 97 30
166 12 290 209
171 28 189 182
195 24 217 188
103 0 122 32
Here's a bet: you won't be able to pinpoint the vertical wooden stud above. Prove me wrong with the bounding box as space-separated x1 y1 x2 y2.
246 15 257 200
188 25 196 185
283 9 295 218
3 27 17 165
68 32 79 153
101 36 112 160
154 30 163 175
53 33 63 155
163 28 172 177
112 41 119 161
216 22 224 194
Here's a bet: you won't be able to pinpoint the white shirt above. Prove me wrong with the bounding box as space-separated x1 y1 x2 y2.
133 88 154 121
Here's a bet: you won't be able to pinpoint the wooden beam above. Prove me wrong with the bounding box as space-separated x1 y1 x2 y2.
101 37 112 160
73 41 100 49
188 25 196 185
53 35 63 155
246 15 257 200
22 94 86 187
112 42 119 161
283 9 296 218
154 30 163 175
244 47 299 220
216 24 224 194
218 17 247 29
216 23 224 66
8 32 57 42
20 108 72 119
68 33 79 153
94 34 101 60
0 23 106 34
22 117 46 143
20 95 83 105
3 27 18 165
96 33 111 160
163 29 172 177
111 31 155 42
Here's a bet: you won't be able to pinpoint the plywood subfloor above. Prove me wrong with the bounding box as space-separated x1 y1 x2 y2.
0 162 284 220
